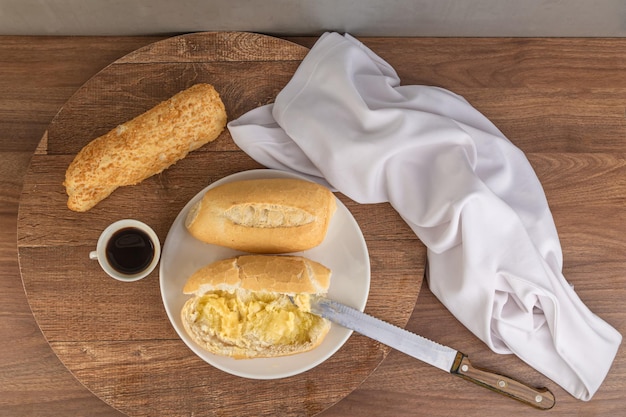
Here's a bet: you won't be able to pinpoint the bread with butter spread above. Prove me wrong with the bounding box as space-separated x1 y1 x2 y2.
64 83 227 212
185 178 336 253
181 255 331 359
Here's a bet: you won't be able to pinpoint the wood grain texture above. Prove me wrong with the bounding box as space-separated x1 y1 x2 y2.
1 34 625 417
15 32 424 417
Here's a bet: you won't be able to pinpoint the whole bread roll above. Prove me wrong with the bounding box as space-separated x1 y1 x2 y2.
64 83 227 212
181 255 332 359
185 178 336 253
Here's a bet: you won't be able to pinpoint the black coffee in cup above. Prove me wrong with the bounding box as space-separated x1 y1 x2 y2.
105 227 155 275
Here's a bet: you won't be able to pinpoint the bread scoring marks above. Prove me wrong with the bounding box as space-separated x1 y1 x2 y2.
225 204 315 228
305 262 329 294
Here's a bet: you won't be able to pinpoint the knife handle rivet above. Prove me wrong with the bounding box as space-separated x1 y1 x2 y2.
461 364 469 372
535 395 543 403
497 380 507 388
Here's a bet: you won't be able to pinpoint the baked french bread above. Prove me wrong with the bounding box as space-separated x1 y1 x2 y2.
64 83 227 212
181 255 331 359
185 178 336 253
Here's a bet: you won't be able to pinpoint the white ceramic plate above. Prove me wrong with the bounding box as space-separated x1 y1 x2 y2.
159 169 370 379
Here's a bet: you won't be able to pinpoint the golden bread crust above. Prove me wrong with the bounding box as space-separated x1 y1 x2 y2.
64 83 227 212
182 255 331 295
185 178 336 253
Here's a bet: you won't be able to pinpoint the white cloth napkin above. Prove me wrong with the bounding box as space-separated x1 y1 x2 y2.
228 32 622 400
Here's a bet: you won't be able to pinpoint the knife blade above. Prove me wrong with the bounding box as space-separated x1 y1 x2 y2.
307 295 555 410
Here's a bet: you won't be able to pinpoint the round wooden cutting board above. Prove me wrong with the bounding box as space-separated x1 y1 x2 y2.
17 32 425 417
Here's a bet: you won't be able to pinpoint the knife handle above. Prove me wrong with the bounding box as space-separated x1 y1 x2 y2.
450 353 555 410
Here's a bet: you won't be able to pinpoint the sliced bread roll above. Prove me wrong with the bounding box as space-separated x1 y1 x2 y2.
185 178 337 253
181 255 331 359
64 83 227 212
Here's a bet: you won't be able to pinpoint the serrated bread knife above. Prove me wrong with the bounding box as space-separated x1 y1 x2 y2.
308 296 555 410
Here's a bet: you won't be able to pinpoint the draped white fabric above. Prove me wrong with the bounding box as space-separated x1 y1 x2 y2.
227 32 622 400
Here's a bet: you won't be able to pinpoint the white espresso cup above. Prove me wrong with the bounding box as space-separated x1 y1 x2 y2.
89 219 161 282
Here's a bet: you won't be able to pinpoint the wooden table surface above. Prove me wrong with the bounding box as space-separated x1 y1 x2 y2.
16 32 424 417
1 34 625 417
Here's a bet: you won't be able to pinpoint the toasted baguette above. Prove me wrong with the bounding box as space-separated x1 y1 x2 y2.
185 178 336 253
64 83 227 212
181 255 331 359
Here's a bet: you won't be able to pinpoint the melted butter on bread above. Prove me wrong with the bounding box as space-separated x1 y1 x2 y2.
193 291 318 346
181 255 331 359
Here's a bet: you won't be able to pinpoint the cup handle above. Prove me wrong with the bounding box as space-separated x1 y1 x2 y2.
89 250 98 260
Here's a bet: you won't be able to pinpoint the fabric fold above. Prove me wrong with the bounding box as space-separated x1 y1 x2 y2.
228 32 621 400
